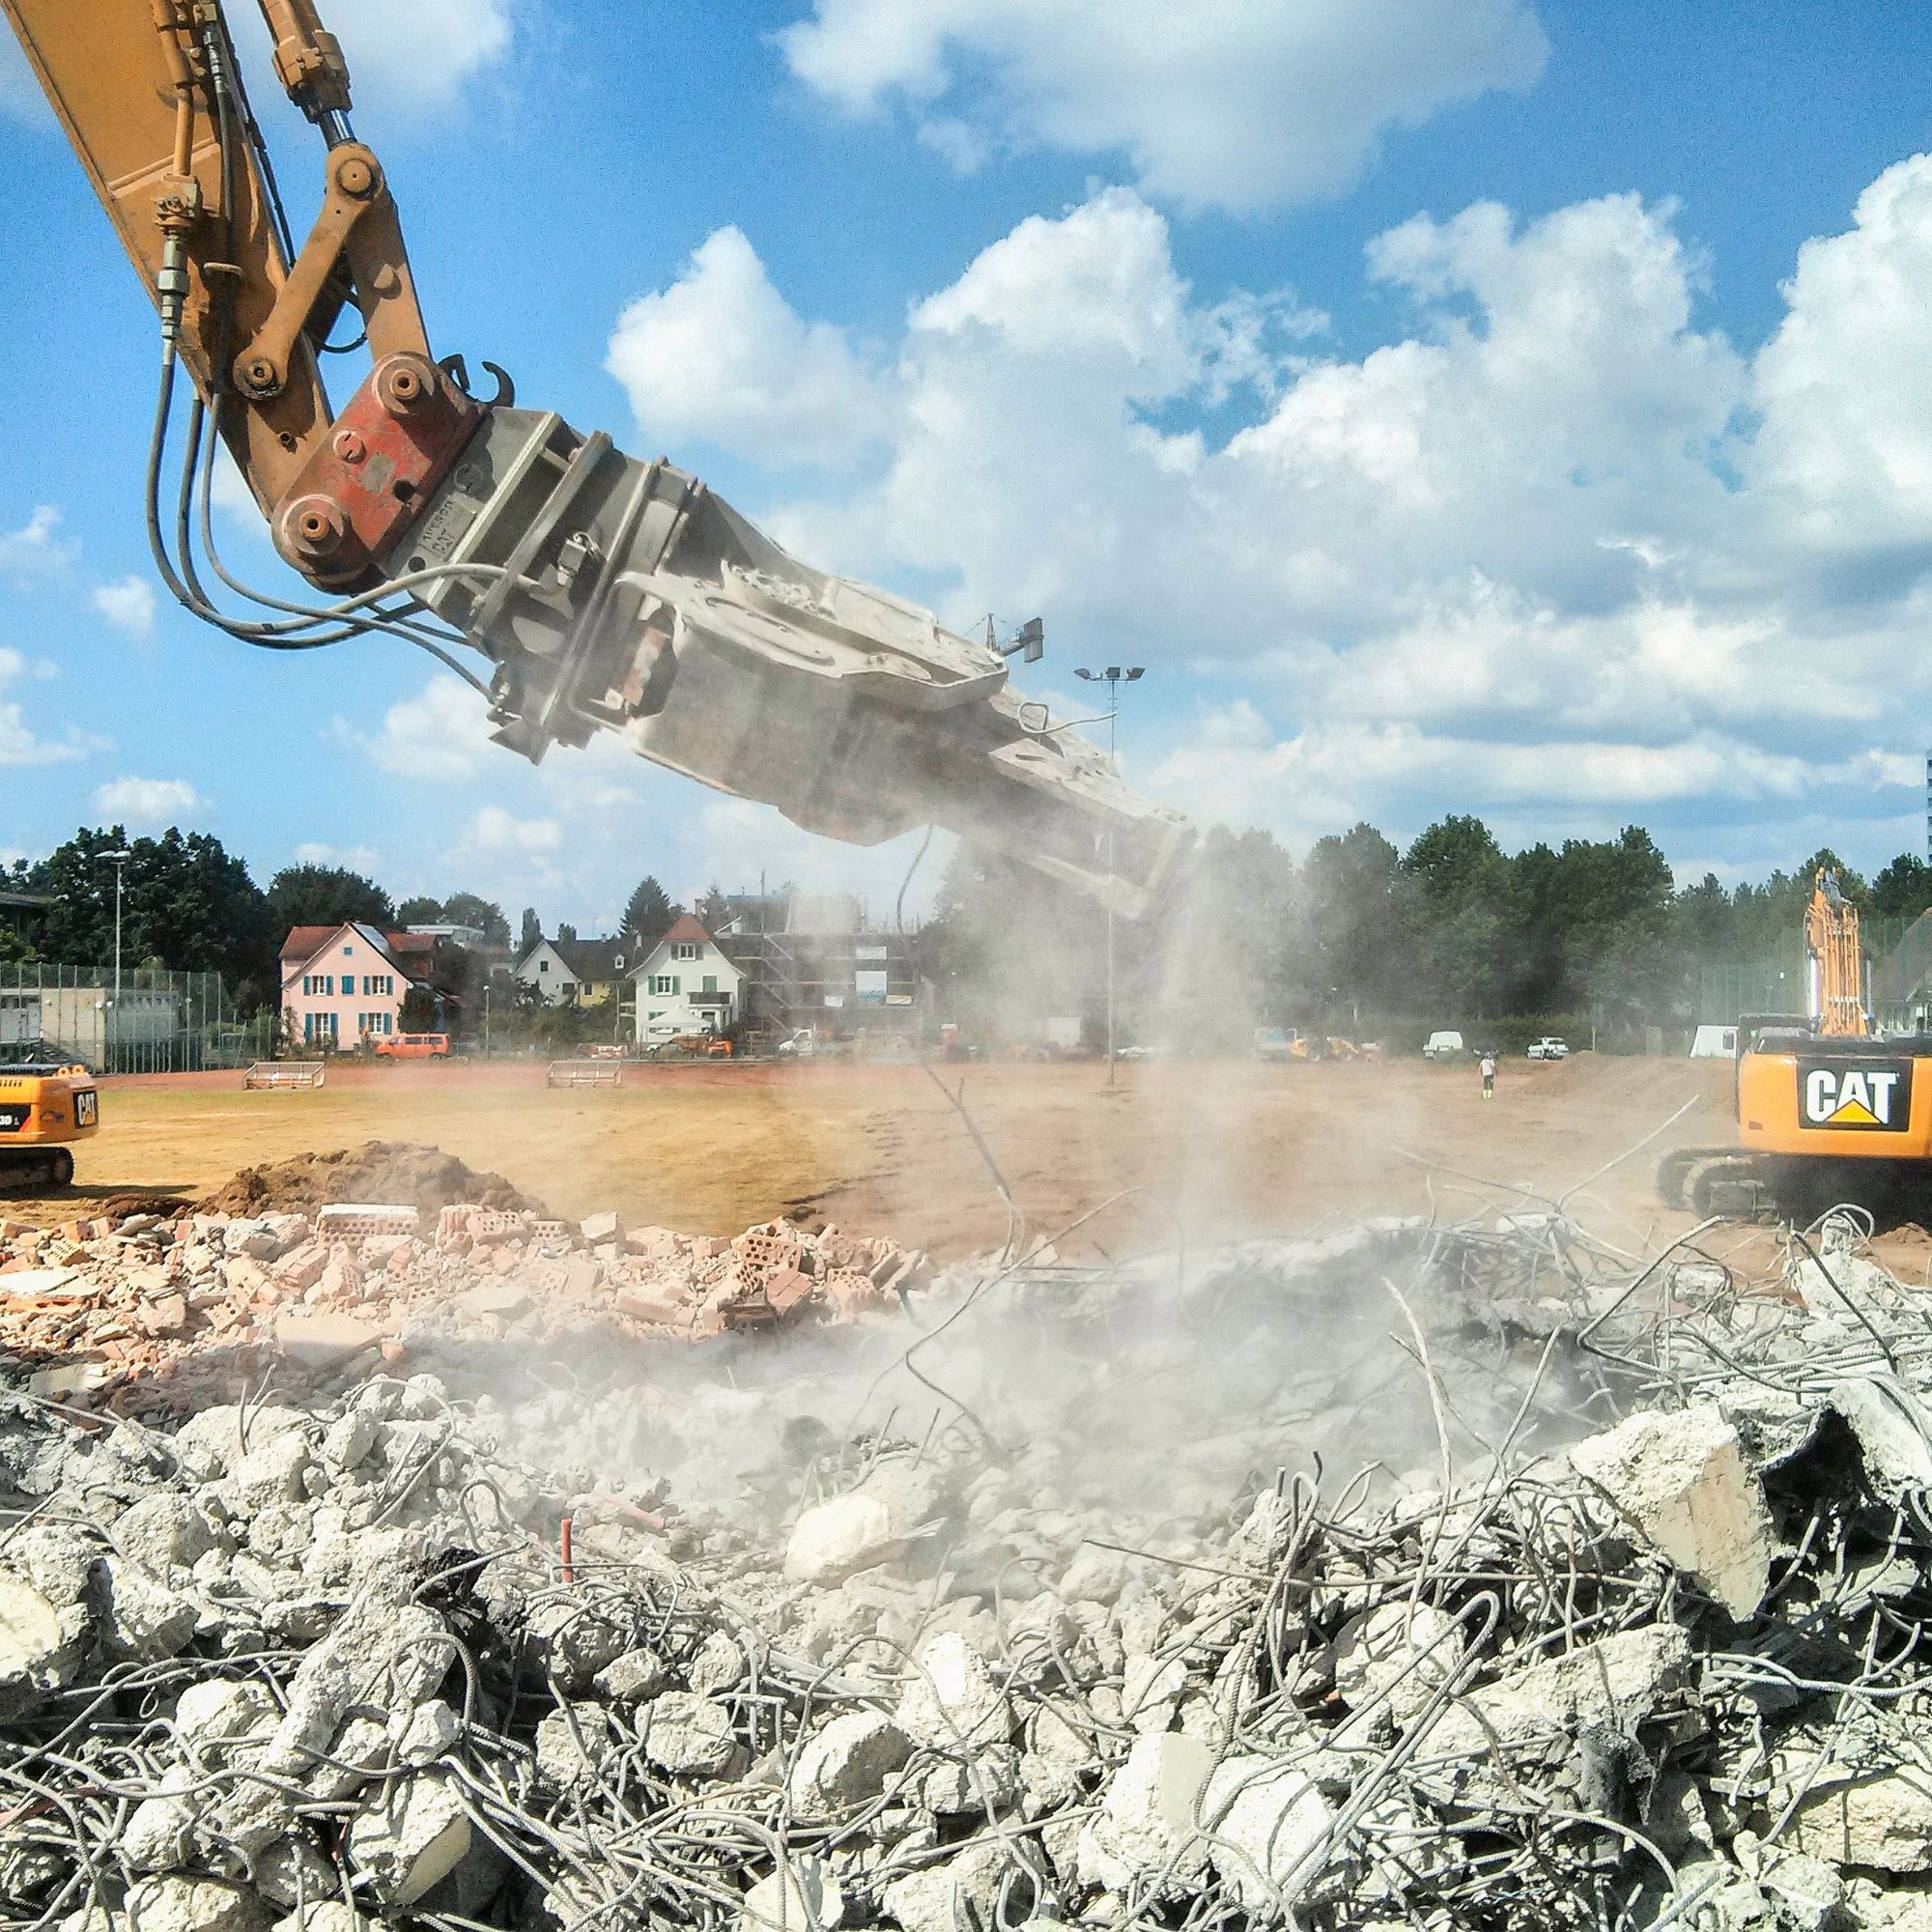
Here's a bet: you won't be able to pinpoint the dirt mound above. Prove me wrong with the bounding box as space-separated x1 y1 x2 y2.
200 1140 542 1217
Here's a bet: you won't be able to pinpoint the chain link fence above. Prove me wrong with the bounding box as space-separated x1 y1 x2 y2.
0 963 272 1073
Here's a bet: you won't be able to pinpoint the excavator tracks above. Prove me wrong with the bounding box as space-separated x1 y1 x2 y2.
1656 1146 1774 1218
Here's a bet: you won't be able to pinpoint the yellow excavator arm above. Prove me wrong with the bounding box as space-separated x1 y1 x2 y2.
0 1 1187 914
1804 867 1867 1037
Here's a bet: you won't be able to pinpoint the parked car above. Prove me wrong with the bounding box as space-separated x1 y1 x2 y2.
1526 1036 1571 1060
776 1027 816 1058
1253 1027 1301 1062
1422 1030 1465 1061
374 1033 449 1060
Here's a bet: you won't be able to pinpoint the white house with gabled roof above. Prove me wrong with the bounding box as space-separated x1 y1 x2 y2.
630 915 741 1041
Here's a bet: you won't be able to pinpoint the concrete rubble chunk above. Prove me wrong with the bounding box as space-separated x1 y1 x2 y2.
1334 1602 1464 1724
535 1701 614 1784
580 1210 620 1243
1569 1404 1777 1616
881 1839 1009 1932
1828 1378 1932 1499
689 1627 746 1694
787 1711 913 1816
394 1697 461 1766
99 1556 198 1660
251 1833 339 1913
1422 1624 1694 1765
346 1770 473 1904
0 1568 71 1690
593 1646 668 1702
1201 1755 1334 1912
895 1631 1010 1749
175 1678 279 1758
272 1909 366 1932
123 1772 200 1872
741 1856 844 1932
126 1876 274 1932
784 1492 898 1586
638 1690 737 1776
1786 1765 1932 1874
5 1522 99 1604
1078 1733 1217 1890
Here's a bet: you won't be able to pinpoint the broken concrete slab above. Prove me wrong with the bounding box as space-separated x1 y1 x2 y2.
1421 1624 1694 1767
345 1771 473 1904
1828 1378 1932 1499
786 1711 912 1817
1078 1733 1217 1890
274 1312 381 1371
1200 1755 1334 1912
1569 1404 1776 1616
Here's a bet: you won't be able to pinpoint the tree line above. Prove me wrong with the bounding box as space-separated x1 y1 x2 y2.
11 815 1932 1039
0 826 713 1017
924 819 1932 1049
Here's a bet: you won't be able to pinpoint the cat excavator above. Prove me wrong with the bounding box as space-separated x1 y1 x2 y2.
0 2 1187 917
1658 869 1932 1217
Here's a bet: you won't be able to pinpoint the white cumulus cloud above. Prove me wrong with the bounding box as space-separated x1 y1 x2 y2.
91 575 156 638
601 156 1932 868
607 227 894 467
356 674 494 781
0 646 93 767
467 806 562 856
777 0 1548 213
93 776 206 828
0 505 77 582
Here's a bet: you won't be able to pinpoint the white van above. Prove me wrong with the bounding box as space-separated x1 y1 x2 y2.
1690 1024 1738 1059
1422 1030 1465 1061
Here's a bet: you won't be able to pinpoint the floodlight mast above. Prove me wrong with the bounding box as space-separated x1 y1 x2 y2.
1071 667 1148 1085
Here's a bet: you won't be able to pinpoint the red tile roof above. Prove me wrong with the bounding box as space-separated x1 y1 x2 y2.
277 924 339 964
662 914 710 945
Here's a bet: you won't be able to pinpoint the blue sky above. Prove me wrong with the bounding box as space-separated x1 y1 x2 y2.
3 0 1932 931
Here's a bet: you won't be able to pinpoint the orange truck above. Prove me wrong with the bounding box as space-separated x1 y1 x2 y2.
0 1059 99 1189
374 1034 450 1061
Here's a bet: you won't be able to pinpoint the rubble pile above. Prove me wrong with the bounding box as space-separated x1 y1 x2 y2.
200 1143 539 1219
5 1211 1932 1927
0 1201 928 1413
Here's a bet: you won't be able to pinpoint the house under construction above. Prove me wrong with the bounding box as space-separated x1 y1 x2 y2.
715 893 925 1040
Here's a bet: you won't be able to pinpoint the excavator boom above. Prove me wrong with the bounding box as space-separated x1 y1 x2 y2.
1 1 1187 915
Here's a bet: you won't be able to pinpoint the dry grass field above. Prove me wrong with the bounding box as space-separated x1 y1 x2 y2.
23 1052 1736 1260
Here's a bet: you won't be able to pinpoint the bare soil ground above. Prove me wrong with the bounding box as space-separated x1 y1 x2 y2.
13 1053 1739 1260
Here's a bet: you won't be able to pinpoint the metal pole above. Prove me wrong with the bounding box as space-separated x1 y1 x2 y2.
1106 684 1118 1089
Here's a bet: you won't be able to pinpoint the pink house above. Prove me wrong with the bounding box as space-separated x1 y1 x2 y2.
279 923 422 1050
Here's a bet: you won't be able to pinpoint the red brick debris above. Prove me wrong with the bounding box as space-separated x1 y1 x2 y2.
0 1201 929 1420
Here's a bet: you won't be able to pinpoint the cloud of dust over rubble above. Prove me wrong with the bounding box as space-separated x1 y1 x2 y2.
413 1221 1594 1544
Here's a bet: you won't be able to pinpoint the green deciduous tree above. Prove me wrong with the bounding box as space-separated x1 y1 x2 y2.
440 893 510 945
27 825 276 1006
267 864 394 933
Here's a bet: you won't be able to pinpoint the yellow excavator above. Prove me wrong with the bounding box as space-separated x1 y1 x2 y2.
0 1059 99 1191
1658 868 1932 1217
0 2 1186 918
